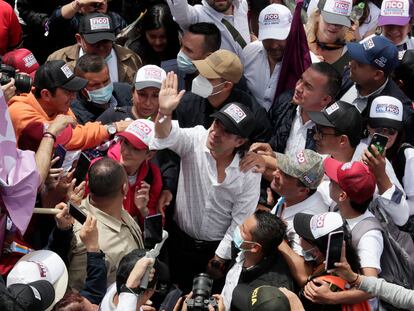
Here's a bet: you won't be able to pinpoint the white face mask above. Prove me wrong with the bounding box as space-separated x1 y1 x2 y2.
191 75 226 98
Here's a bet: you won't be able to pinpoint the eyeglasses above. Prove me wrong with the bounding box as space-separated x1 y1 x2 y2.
374 127 398 136
313 126 339 139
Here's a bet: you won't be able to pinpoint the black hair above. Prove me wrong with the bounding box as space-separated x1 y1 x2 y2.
333 128 361 148
74 54 107 75
88 157 127 198
310 62 342 99
116 249 147 294
251 210 287 256
33 87 57 99
349 197 372 214
188 22 221 54
131 3 180 65
296 179 317 197
393 50 414 100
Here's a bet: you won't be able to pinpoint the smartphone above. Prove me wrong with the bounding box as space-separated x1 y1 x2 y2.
144 214 163 249
68 201 87 224
368 133 388 155
325 231 344 271
73 152 91 186
52 144 66 169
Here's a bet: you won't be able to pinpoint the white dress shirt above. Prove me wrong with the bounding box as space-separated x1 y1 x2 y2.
166 0 250 58
353 140 409 226
273 181 332 255
284 107 315 157
221 252 245 310
242 41 281 111
151 122 261 259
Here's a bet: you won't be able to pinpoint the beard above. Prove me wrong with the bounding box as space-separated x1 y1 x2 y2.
207 0 233 12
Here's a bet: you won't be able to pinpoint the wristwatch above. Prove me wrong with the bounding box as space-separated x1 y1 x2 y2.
119 284 140 296
105 123 117 138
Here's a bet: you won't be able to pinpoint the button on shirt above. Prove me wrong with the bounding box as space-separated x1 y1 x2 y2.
284 107 314 157
68 197 144 291
166 0 250 58
151 122 261 259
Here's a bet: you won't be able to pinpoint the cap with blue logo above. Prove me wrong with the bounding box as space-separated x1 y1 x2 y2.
347 35 399 72
369 95 404 130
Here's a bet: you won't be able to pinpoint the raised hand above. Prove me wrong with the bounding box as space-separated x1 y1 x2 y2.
158 72 185 115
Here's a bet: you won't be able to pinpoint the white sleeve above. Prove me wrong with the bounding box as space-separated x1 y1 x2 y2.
166 0 200 29
403 148 414 215
151 121 203 156
376 184 409 226
115 293 138 311
215 172 261 260
357 230 384 272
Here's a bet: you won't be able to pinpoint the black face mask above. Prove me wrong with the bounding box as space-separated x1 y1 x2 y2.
315 38 346 50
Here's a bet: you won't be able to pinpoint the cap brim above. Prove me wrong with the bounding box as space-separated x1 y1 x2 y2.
368 118 403 130
82 32 115 44
60 76 88 91
15 252 68 311
231 284 253 311
210 112 243 137
275 152 297 177
321 11 351 28
346 42 372 65
259 27 291 40
293 213 315 242
308 111 335 127
117 132 148 150
135 81 161 90
378 16 410 26
323 157 341 183
193 60 221 80
29 280 55 310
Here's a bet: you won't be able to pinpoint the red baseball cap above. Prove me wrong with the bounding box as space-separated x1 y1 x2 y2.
2 48 39 79
18 122 73 151
323 158 376 204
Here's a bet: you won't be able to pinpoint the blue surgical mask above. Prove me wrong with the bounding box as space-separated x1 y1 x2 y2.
86 82 114 105
233 226 258 252
177 50 197 74
301 247 318 262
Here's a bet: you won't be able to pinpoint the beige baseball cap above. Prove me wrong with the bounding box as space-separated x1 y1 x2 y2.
192 50 243 84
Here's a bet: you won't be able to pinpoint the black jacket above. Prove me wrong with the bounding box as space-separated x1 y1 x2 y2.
71 82 132 125
267 89 316 153
175 88 272 143
230 252 296 311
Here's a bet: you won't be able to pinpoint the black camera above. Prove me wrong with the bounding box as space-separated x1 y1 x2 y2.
186 273 218 311
0 64 32 94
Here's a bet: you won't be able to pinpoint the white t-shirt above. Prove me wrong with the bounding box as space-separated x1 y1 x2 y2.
346 210 384 272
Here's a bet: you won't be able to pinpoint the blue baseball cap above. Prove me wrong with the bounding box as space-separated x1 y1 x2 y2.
347 35 398 73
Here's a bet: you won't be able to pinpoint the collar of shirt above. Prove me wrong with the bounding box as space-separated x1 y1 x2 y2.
297 106 314 127
84 197 127 233
356 78 388 99
281 192 321 220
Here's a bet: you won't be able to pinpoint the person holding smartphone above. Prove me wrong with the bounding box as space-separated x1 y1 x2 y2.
363 96 414 236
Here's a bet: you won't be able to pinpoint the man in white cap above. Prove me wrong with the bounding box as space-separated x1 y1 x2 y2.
242 4 292 111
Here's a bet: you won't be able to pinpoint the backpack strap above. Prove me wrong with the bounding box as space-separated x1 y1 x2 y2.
221 18 247 49
351 217 383 249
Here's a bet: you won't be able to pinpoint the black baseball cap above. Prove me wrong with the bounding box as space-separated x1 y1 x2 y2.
79 13 115 44
210 102 256 138
308 101 362 142
34 60 88 92
8 280 55 311
231 284 290 311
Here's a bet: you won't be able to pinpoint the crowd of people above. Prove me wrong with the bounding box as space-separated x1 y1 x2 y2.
2 0 414 310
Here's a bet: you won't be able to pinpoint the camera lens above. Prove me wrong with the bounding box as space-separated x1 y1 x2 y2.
14 73 33 93
192 273 213 299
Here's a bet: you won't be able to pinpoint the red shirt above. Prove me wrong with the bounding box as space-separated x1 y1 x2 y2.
0 0 22 55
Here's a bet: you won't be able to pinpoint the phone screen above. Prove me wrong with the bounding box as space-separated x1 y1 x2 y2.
325 231 344 271
68 202 87 224
52 144 67 169
144 214 163 249
368 133 388 155
73 152 91 186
